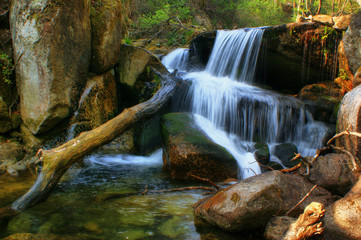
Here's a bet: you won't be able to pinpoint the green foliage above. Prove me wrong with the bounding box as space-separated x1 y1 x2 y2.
0 51 13 85
339 69 349 80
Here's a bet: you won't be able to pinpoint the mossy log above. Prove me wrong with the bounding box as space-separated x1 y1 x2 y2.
0 69 179 219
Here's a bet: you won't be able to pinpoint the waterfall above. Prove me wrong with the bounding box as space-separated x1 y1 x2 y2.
162 28 328 179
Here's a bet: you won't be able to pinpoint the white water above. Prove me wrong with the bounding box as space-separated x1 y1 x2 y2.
162 28 328 179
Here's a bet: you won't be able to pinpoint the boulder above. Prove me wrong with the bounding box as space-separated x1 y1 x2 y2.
0 141 25 164
160 113 238 181
264 216 296 240
0 96 11 133
336 86 361 160
260 22 342 93
342 11 361 74
273 143 299 168
254 142 270 165
116 44 168 108
324 177 361 240
193 171 333 232
336 40 354 92
304 153 358 196
333 14 352 30
187 31 216 71
74 71 118 129
90 0 124 74
10 0 91 135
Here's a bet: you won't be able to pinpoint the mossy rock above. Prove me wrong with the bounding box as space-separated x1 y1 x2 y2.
273 143 299 168
254 142 270 165
160 113 238 181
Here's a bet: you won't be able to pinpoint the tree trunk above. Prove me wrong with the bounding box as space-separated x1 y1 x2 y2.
0 69 179 219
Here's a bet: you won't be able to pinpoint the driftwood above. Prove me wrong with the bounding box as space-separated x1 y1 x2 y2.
0 69 180 219
282 202 325 240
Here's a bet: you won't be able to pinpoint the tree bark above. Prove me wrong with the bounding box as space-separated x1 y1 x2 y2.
0 69 179 219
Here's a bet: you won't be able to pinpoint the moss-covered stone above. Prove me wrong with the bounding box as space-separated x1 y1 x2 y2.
160 112 238 181
254 142 270 165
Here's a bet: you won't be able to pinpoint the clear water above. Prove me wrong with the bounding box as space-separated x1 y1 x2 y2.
164 28 329 178
1 150 256 239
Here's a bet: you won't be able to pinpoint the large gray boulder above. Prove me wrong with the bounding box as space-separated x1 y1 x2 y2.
194 171 333 232
10 0 91 135
336 86 361 161
90 0 124 74
343 11 361 74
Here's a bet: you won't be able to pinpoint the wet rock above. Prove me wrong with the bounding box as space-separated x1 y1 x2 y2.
98 129 135 154
90 0 125 74
193 171 333 232
342 11 361 74
0 96 11 133
74 71 118 129
336 86 361 160
333 14 352 30
265 161 284 171
261 22 341 93
187 31 216 71
116 45 168 108
254 142 270 165
160 113 238 181
10 0 91 134
304 153 358 196
264 216 296 240
273 143 298 168
6 160 28 177
324 177 361 240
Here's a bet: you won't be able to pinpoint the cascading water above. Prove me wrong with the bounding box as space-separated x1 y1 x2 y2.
162 28 328 179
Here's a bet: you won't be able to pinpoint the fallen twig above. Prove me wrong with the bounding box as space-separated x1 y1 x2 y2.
147 30 162 43
326 128 361 146
286 185 318 216
329 145 361 172
281 163 302 173
189 174 220 190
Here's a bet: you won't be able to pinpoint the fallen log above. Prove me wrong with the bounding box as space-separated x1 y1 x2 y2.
282 202 325 240
0 68 180 219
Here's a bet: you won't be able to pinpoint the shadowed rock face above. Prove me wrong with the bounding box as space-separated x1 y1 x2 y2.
337 86 361 161
90 0 124 74
10 0 91 135
160 112 238 181
324 177 361 240
194 171 333 232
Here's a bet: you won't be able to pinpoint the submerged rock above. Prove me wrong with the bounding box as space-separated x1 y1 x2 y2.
160 113 238 181
2 233 102 240
10 0 91 135
193 171 333 232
